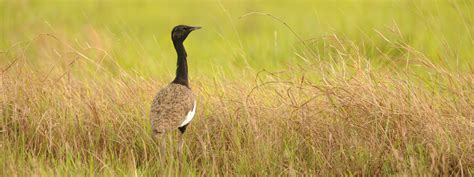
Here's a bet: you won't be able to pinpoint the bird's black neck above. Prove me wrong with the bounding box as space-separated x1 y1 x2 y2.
171 40 189 87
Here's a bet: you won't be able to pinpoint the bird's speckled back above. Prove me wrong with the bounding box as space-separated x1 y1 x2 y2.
150 83 195 134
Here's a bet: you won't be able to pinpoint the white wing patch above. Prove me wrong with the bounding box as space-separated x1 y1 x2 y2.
180 101 196 127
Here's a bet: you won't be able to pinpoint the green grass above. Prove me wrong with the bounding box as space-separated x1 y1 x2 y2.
1 0 473 176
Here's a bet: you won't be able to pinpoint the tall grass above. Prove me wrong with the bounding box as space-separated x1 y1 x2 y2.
1 32 472 176
1 0 473 176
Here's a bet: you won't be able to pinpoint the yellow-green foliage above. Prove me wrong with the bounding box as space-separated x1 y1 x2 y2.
1 0 473 176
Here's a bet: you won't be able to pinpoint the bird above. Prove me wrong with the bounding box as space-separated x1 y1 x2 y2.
150 25 201 151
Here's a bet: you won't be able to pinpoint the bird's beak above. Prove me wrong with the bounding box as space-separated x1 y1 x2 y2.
190 26 202 31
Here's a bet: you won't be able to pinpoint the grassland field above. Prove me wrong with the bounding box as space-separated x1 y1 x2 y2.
1 0 473 176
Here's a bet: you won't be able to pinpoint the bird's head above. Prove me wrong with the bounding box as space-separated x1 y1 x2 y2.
171 25 201 42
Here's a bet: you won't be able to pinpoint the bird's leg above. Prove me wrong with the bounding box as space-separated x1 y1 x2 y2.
178 133 185 155
153 133 167 160
161 137 167 156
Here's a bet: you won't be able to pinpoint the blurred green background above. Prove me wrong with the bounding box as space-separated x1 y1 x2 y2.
1 0 473 78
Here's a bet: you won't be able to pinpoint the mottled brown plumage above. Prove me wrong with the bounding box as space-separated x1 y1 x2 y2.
150 83 195 134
